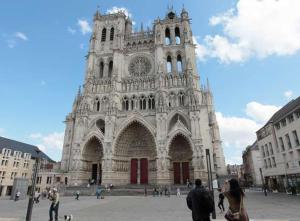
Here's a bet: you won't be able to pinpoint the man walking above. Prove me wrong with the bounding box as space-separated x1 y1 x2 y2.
186 179 214 221
49 188 59 221
75 190 80 200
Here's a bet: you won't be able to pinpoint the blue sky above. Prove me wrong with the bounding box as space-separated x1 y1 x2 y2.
0 0 300 164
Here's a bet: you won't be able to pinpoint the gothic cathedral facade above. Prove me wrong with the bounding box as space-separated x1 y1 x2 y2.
61 8 226 186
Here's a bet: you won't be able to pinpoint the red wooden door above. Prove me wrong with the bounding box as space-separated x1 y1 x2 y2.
173 162 181 184
130 159 138 184
182 162 190 184
140 158 148 184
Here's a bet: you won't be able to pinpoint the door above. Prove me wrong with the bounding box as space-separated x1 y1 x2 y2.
140 158 148 184
130 159 138 184
91 164 98 182
173 162 181 184
182 162 190 184
98 164 102 184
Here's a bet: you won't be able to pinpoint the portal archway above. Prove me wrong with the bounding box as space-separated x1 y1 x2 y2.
82 136 103 184
169 134 193 184
114 121 157 184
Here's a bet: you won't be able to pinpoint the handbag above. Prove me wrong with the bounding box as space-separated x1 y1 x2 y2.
224 196 243 221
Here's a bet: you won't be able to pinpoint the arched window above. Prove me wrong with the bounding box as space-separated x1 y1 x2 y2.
177 54 183 73
140 95 146 110
167 55 172 73
95 98 100 111
148 95 155 110
122 97 129 111
110 27 114 41
99 61 104 78
101 28 106 42
165 28 171 45
175 27 181 44
179 92 185 106
131 95 136 110
108 61 113 77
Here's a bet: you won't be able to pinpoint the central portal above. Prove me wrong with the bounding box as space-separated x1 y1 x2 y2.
115 121 156 185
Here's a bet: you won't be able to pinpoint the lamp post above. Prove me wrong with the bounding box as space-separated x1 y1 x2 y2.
206 149 216 219
26 149 40 221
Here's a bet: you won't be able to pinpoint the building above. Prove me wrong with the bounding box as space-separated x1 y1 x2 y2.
227 164 242 177
0 136 53 197
256 96 300 192
60 7 226 186
242 141 263 187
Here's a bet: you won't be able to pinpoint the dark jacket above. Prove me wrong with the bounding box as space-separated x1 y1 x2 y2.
186 186 213 221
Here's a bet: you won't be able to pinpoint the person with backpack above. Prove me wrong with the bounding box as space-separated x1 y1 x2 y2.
186 179 214 221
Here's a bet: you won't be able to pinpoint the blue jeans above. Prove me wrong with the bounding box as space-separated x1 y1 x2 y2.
49 202 59 221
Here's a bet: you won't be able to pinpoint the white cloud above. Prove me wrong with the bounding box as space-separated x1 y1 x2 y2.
197 0 300 63
284 90 294 100
67 27 76 35
79 43 84 50
245 102 281 123
107 6 132 18
15 32 28 41
29 132 64 151
77 19 92 35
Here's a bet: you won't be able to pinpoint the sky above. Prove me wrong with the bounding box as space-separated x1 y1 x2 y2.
0 0 300 164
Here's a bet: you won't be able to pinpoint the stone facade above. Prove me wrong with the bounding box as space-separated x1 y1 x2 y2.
256 96 300 192
61 8 226 186
242 141 263 186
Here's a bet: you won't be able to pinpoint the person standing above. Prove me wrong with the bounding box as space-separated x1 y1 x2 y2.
96 188 101 199
15 190 20 201
223 179 249 221
49 188 59 221
217 188 225 213
34 191 40 203
177 187 181 196
75 190 80 200
186 179 214 221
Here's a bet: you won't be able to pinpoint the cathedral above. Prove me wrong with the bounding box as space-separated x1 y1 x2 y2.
60 7 226 186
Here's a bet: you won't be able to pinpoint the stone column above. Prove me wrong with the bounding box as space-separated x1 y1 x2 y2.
137 158 141 184
1 185 7 197
103 61 109 78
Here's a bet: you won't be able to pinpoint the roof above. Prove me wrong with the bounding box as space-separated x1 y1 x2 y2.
267 96 300 125
0 136 54 162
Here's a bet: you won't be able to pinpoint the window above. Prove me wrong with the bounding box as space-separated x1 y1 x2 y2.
288 114 294 123
177 54 183 73
264 159 268 169
281 119 287 127
268 158 272 168
110 27 114 41
292 130 300 146
140 95 146 110
108 61 113 78
269 142 274 155
165 28 171 45
46 176 52 184
272 157 276 167
96 98 100 111
261 146 265 157
122 97 129 111
296 110 300 119
285 134 292 149
99 62 104 78
148 95 155 110
275 123 280 130
131 96 136 110
167 55 172 73
279 137 285 151
101 28 106 42
265 144 269 156
179 92 185 106
175 27 180 44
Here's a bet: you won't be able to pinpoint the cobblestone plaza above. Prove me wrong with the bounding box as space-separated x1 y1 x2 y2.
0 192 299 221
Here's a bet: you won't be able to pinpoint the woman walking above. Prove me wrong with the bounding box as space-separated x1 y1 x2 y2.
223 179 249 221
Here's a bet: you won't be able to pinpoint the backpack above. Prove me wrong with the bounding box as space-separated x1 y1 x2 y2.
198 189 214 214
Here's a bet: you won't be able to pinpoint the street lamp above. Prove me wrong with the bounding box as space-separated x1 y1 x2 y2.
206 149 216 219
26 149 40 221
